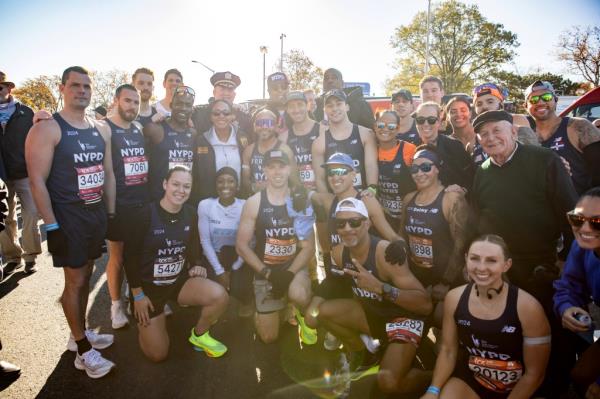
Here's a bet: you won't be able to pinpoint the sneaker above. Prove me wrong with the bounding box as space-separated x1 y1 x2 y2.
4 262 21 274
348 350 380 381
74 349 115 379
24 261 37 274
111 302 129 330
359 334 381 354
324 332 342 351
67 329 114 352
189 329 227 358
295 308 317 345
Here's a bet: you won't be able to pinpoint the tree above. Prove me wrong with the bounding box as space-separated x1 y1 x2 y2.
13 75 62 112
90 69 130 109
278 49 323 94
387 0 519 94
490 70 580 101
557 25 600 86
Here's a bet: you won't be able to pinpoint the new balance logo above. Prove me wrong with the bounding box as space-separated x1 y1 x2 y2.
501 325 516 333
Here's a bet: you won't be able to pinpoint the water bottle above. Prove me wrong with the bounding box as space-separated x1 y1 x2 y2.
332 353 351 398
574 313 594 344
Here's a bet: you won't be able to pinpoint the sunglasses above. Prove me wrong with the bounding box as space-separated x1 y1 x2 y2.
174 86 195 97
566 211 600 231
410 163 434 174
528 93 554 105
415 116 438 125
327 167 351 177
376 122 398 130
254 119 275 129
335 217 366 229
211 110 231 117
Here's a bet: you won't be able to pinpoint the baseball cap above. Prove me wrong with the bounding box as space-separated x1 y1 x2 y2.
267 72 289 89
473 83 503 101
264 149 289 165
525 80 556 99
391 89 413 103
335 197 369 218
322 153 355 169
285 91 307 105
324 89 347 103
210 71 241 89
472 110 513 133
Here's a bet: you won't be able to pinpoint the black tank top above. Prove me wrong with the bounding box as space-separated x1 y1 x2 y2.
138 202 195 286
288 122 320 190
454 283 524 395
148 121 194 200
324 124 367 190
106 119 149 207
327 192 362 248
254 189 298 268
397 121 421 146
47 113 106 204
471 138 488 166
135 105 157 126
250 140 282 187
540 117 590 194
377 141 415 219
404 190 452 287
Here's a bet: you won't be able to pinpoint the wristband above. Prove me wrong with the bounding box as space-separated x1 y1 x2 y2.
133 292 145 301
426 386 440 395
44 222 59 232
367 184 378 195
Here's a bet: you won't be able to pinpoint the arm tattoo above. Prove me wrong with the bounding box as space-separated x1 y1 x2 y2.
568 117 600 148
384 286 400 303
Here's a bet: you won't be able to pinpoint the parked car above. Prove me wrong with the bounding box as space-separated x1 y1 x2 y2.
560 87 600 123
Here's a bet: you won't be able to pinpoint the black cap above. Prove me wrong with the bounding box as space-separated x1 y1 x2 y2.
473 110 513 132
94 106 107 117
264 149 289 165
267 72 289 89
324 89 347 103
285 91 307 104
391 89 412 103
210 71 241 89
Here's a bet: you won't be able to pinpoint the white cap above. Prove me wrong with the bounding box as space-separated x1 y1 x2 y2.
334 197 369 218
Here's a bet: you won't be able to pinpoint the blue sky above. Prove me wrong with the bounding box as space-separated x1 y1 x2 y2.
3 0 599 102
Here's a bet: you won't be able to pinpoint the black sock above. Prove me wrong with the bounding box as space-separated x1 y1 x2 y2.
76 337 92 355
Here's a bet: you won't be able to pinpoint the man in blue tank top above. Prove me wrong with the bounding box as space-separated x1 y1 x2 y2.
26 66 117 378
526 80 600 193
132 67 161 126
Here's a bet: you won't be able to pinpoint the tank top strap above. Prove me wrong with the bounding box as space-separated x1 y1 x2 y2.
501 283 519 320
455 283 473 317
366 235 380 268
351 123 360 139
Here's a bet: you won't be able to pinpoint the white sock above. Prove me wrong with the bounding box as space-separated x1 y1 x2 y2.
111 300 121 308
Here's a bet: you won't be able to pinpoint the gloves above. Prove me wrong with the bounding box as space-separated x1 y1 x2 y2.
290 183 308 213
385 240 407 266
269 269 295 299
47 228 69 257
106 213 119 241
217 245 238 272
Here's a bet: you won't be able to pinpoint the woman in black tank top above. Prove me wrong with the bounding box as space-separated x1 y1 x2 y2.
422 235 550 399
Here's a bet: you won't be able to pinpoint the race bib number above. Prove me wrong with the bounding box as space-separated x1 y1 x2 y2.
298 165 315 189
264 238 297 265
76 164 104 203
409 235 433 266
153 259 184 285
381 198 402 215
386 317 424 346
124 155 148 186
168 161 193 172
468 356 523 394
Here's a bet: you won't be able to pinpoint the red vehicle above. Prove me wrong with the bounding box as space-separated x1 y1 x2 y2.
560 86 600 122
365 96 423 118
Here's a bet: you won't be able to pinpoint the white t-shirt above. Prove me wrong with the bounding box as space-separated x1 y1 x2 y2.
205 127 242 181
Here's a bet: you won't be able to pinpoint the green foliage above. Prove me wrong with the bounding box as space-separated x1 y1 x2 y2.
13 75 61 112
280 49 323 94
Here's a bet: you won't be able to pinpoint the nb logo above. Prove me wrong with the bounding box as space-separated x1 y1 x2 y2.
501 325 516 333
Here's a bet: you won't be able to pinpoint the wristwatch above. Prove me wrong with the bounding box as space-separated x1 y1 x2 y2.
382 283 393 296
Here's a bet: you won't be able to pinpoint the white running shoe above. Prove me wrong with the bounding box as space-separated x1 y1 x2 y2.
111 302 129 330
360 334 381 354
324 332 342 351
67 329 114 352
74 348 115 379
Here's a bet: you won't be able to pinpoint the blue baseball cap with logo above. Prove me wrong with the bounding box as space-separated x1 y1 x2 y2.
322 152 354 169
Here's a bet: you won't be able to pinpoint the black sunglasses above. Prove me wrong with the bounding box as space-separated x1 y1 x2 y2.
566 211 600 231
415 116 438 125
211 110 231 117
335 217 366 229
410 163 434 174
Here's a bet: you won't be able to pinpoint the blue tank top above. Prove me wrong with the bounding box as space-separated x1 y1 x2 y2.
148 121 194 200
404 190 453 287
139 202 195 286
249 140 281 188
540 117 590 194
288 123 320 190
325 124 367 190
107 119 149 207
254 189 298 268
397 121 421 146
47 113 106 204
377 141 415 219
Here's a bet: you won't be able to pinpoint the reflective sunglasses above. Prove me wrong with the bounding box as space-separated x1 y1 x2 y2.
415 116 438 125
211 110 231 117
376 122 398 130
327 167 351 177
528 93 554 105
174 85 195 97
410 163 434 174
566 211 600 231
334 217 366 229
254 119 276 129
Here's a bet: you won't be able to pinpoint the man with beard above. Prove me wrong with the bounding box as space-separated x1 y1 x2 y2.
263 72 291 142
525 80 600 193
104 84 150 330
132 68 162 126
391 89 420 145
26 66 117 378
154 69 183 118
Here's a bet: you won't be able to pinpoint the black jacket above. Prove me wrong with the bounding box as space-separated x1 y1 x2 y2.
314 86 375 129
435 134 476 192
0 102 33 180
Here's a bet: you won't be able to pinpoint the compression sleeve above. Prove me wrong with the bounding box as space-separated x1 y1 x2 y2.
198 199 224 275
122 204 151 288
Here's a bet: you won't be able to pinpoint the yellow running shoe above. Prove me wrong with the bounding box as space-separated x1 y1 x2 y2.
295 308 317 345
189 329 228 358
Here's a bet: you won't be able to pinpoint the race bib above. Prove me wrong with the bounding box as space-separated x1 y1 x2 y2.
298 164 315 189
123 155 148 186
153 259 184 285
381 198 402 215
352 173 363 189
409 235 433 266
264 237 297 265
76 164 104 203
168 161 193 172
386 317 424 346
468 356 523 394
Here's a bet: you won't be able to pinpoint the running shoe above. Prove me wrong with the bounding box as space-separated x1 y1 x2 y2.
24 262 37 274
324 332 342 351
67 329 114 352
189 329 227 358
359 334 381 354
295 308 317 345
74 348 115 379
111 302 129 330
348 350 380 381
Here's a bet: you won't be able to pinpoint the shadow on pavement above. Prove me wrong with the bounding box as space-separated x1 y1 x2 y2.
0 269 35 300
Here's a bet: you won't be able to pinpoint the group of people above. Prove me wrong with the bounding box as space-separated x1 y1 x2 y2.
0 63 599 399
